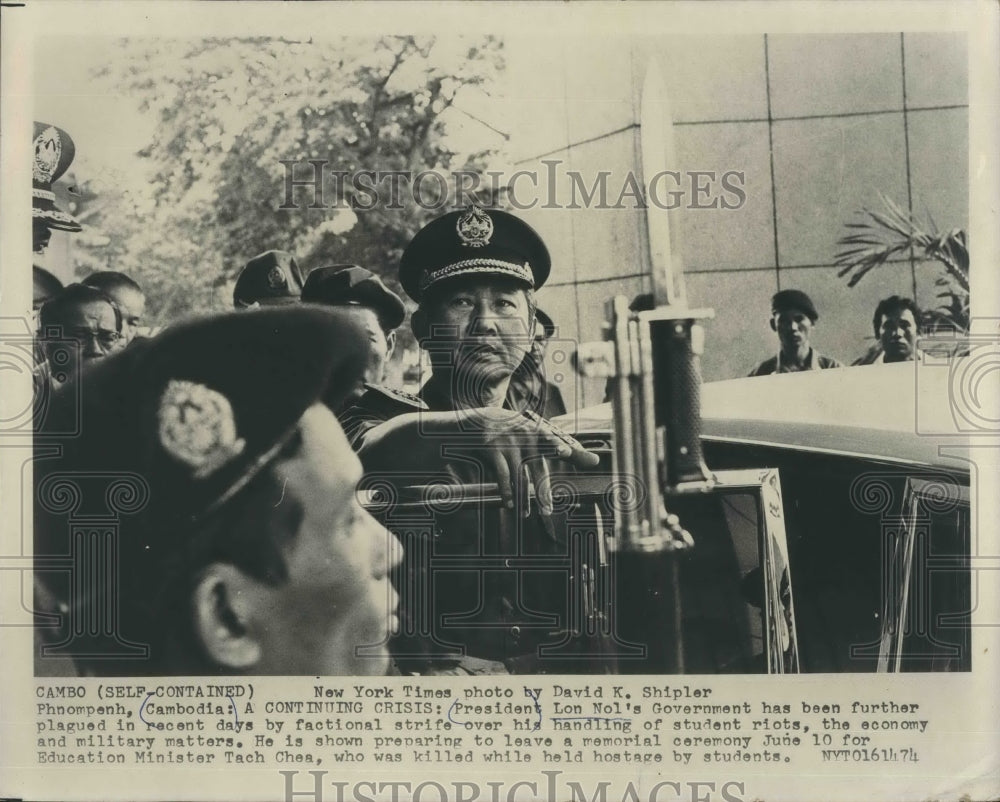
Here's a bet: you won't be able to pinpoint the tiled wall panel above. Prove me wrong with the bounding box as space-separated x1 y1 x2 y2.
504 33 967 385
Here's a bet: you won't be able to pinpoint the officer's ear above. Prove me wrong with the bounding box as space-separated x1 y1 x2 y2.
411 309 429 347
192 564 262 672
769 316 777 332
385 329 397 360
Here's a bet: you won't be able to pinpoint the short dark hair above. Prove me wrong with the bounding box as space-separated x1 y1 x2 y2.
872 296 920 337
71 432 306 676
82 271 143 296
771 289 818 322
39 283 122 334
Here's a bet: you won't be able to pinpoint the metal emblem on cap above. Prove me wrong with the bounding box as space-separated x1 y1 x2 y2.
33 126 62 184
266 265 287 290
456 205 493 248
158 380 247 478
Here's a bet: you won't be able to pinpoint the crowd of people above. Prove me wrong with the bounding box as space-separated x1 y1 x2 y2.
31 120 923 679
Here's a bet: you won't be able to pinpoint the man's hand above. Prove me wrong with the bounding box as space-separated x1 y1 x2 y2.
452 407 599 513
358 407 600 515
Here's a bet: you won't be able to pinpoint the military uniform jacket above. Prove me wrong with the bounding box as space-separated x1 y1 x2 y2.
340 377 594 675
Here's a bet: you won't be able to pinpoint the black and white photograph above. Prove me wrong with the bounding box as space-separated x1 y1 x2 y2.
2 2 998 801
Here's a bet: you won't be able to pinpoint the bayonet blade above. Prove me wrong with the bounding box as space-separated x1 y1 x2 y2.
639 58 686 307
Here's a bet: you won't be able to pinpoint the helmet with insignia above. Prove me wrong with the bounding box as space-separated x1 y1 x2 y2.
302 264 406 331
35 306 371 531
32 122 82 233
233 250 305 308
399 205 551 302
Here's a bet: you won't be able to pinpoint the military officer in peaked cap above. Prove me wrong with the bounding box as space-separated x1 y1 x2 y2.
34 306 402 676
340 205 599 675
233 250 306 308
302 265 406 409
33 122 83 253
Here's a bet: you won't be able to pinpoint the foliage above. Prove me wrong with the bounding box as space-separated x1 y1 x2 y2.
73 36 505 327
835 193 969 333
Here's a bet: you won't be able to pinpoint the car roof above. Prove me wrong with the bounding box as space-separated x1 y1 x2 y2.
558 359 981 473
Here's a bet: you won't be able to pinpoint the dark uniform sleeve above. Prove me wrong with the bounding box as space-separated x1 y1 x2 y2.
337 384 427 451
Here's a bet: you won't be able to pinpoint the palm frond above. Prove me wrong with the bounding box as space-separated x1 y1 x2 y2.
836 195 969 333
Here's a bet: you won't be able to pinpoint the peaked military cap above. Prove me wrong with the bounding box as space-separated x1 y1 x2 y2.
35 306 370 530
399 205 551 302
771 289 818 322
302 265 406 330
233 250 305 308
32 122 82 233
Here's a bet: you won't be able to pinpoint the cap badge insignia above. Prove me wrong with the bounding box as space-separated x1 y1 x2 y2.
33 126 62 184
158 380 247 479
456 205 493 248
266 265 287 290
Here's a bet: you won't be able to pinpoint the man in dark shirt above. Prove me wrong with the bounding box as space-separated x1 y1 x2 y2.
38 284 125 387
340 206 600 675
302 265 406 409
82 271 147 345
748 289 843 376
853 295 921 365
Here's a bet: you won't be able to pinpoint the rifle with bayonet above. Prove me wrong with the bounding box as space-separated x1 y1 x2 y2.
576 59 714 674
575 59 799 674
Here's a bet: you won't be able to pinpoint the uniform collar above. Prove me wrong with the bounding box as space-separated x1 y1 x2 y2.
776 347 819 372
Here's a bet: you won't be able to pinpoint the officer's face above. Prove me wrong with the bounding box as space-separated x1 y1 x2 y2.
253 405 402 676
426 278 535 379
773 310 813 353
878 308 916 362
49 299 124 379
106 287 146 343
341 307 390 385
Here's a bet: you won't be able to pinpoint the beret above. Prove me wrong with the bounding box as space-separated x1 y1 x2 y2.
399 206 550 302
35 306 370 533
233 250 305 307
302 265 406 330
771 289 818 322
32 122 81 233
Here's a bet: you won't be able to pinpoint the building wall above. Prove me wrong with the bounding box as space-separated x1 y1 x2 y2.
501 33 968 410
